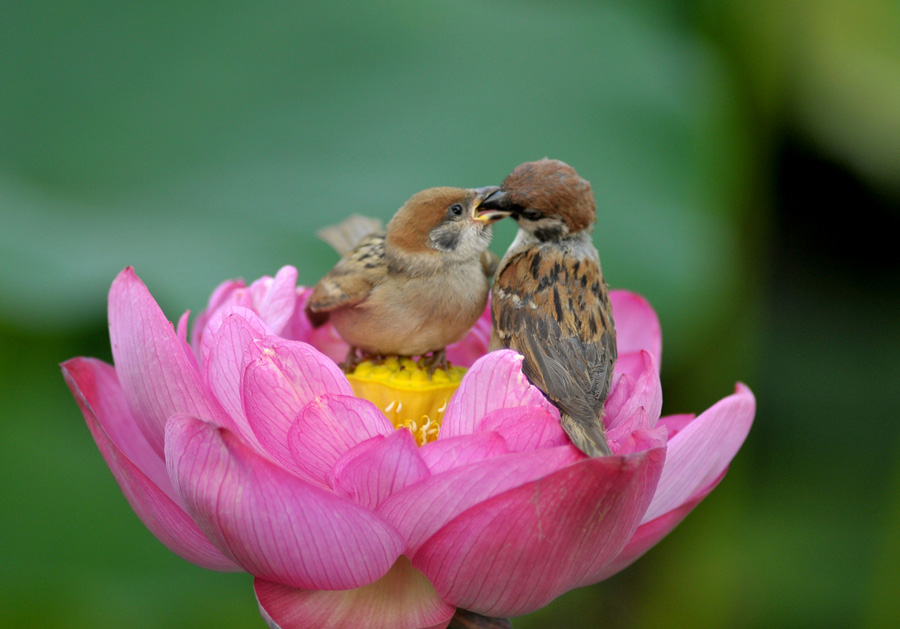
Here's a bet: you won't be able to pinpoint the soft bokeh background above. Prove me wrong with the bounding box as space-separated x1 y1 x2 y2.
2 1 898 627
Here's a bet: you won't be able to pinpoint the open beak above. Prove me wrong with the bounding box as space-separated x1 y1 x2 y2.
472 187 512 224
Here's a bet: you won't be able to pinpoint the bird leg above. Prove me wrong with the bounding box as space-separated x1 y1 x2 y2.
418 348 449 377
340 346 363 373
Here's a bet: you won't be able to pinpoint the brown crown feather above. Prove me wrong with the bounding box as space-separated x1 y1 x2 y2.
502 159 596 233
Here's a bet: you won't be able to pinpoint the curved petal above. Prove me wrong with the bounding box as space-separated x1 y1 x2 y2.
166 414 404 590
440 350 554 439
607 408 669 456
62 358 238 571
419 432 509 474
643 383 756 522
191 277 246 355
477 406 567 453
378 446 584 554
413 448 665 618
255 557 454 629
201 305 271 374
610 290 661 362
243 338 354 473
108 267 231 455
284 289 350 364
657 413 695 439
249 265 299 335
288 395 394 487
62 357 170 493
202 309 271 452
604 351 662 431
586 469 724 584
643 383 755 523
331 429 430 510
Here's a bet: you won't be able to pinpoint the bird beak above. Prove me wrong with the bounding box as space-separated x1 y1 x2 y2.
473 187 511 224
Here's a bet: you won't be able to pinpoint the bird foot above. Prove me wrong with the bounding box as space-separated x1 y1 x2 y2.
417 349 449 378
339 346 363 373
341 348 397 373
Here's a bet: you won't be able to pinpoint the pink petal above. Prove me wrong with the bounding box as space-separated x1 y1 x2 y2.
587 470 724 583
477 406 568 452
200 305 271 372
202 309 271 452
243 338 354 473
414 448 666 618
108 267 231 455
176 310 190 346
250 265 299 335
166 414 404 590
604 351 662 431
419 432 510 474
642 383 755 523
607 408 669 456
63 357 170 493
62 358 238 571
440 350 554 439
288 395 394 487
191 277 246 354
657 413 695 438
284 289 350 364
255 557 454 629
206 277 248 313
377 446 584 554
610 290 661 362
445 303 492 368
331 429 430 510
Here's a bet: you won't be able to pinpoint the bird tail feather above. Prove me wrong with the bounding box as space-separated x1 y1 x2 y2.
560 412 611 457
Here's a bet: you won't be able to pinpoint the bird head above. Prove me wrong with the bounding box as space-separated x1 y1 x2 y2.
479 158 596 240
386 186 509 261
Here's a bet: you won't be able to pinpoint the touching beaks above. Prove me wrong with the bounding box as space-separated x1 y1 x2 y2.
473 187 512 224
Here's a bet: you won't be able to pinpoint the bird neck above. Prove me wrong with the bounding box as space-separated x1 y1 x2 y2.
505 225 592 254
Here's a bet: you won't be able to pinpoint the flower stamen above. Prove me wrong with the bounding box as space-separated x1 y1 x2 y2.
346 357 466 446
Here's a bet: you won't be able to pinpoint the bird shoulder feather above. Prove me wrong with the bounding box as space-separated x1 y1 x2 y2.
306 232 388 312
493 241 616 420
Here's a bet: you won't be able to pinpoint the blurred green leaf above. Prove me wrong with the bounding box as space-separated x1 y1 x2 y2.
0 2 759 627
0 1 750 369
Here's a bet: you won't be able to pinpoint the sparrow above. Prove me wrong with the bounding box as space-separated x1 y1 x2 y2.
306 186 510 372
480 159 617 456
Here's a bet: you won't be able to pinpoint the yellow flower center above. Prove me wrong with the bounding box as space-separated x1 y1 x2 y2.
346 358 466 446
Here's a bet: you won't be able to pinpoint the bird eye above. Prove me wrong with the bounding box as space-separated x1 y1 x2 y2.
521 208 542 221
448 203 464 217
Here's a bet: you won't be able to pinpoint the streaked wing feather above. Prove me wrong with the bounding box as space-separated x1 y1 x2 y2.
494 244 616 420
307 232 387 312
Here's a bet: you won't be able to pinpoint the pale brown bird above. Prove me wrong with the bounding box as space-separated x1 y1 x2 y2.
481 159 616 456
306 186 509 372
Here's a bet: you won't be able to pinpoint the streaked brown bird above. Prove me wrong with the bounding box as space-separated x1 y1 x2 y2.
306 186 509 372
481 159 616 456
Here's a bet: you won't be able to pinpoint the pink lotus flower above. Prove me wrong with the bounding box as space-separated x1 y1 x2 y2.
62 265 754 628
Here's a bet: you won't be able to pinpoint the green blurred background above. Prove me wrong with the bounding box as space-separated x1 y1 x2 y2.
2 1 898 627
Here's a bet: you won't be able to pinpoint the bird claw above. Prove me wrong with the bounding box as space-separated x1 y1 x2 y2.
341 348 396 373
339 346 363 373
418 349 449 378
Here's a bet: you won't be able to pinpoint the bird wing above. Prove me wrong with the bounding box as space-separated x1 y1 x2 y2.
316 214 385 257
493 243 617 420
306 232 388 312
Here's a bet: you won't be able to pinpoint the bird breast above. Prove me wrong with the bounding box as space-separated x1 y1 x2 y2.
330 258 490 357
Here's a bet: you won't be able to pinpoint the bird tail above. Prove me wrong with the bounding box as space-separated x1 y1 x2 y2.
560 412 612 457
